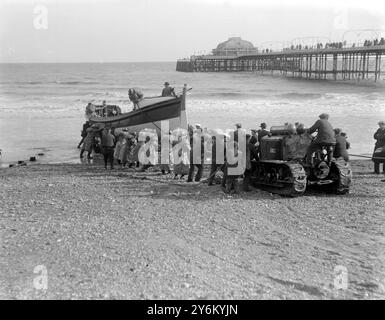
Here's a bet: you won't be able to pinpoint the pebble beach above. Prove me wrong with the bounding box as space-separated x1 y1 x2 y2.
1 159 384 299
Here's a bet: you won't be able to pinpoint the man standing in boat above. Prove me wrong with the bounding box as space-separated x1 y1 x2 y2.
161 82 177 97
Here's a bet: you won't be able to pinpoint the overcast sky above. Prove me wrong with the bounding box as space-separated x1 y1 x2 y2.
1 0 385 62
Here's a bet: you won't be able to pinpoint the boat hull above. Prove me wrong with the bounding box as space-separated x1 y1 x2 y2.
89 96 186 133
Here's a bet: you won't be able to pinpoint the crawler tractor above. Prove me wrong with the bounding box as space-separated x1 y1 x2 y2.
251 125 352 196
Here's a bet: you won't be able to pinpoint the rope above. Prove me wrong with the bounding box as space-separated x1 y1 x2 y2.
148 165 221 186
126 171 206 186
349 153 385 160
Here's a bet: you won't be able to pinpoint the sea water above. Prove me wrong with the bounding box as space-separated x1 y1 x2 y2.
0 62 385 166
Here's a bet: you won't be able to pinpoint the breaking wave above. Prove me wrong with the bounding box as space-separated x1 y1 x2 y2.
2 80 100 85
275 92 325 100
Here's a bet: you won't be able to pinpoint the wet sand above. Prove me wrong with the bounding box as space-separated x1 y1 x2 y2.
0 159 384 299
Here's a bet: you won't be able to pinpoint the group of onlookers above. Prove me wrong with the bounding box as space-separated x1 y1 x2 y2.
363 38 385 47
281 37 385 52
284 42 346 52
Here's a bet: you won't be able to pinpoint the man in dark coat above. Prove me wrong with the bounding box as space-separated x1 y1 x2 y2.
221 141 243 193
187 126 204 182
333 128 349 162
161 82 177 97
256 123 270 157
306 113 336 164
81 123 103 159
373 120 385 174
257 123 270 144
78 120 91 149
243 134 259 191
101 127 115 169
250 129 258 146
207 133 226 186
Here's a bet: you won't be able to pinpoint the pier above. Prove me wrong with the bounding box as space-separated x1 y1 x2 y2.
176 38 385 82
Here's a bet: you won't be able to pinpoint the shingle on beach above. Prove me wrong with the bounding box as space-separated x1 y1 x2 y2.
0 160 384 299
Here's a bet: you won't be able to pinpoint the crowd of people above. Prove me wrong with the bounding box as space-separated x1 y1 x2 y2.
75 112 385 193
77 80 385 191
363 38 385 47
79 82 180 167
78 123 141 170
277 37 385 53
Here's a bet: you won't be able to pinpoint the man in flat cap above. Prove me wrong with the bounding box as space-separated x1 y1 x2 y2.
257 123 270 144
256 123 270 157
306 113 336 165
333 128 349 162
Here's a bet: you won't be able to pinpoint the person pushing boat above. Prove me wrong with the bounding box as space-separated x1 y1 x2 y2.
128 88 144 110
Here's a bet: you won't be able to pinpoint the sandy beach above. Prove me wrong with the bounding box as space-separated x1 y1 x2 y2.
0 159 384 299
